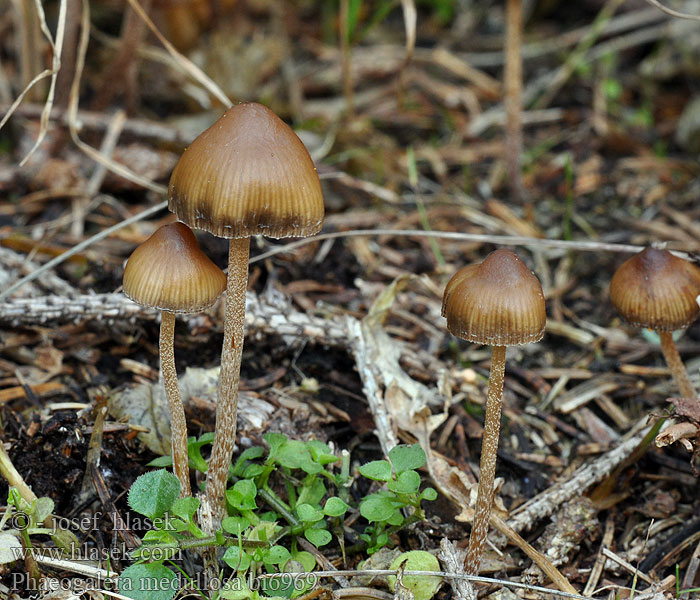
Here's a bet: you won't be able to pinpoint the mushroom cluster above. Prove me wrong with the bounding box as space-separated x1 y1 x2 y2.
117 102 700 585
123 102 324 523
123 221 226 497
168 102 324 521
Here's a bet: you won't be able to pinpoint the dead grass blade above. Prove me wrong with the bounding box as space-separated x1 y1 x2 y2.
641 0 700 20
400 0 417 64
0 200 168 302
0 0 66 137
66 0 167 195
123 0 232 108
17 0 67 166
250 229 665 265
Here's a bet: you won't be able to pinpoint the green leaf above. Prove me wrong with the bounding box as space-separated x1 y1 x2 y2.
142 530 175 544
360 493 397 523
147 456 173 468
387 509 404 527
388 551 441 600
276 440 322 474
306 440 338 465
171 497 199 521
247 521 278 542
222 516 250 536
244 464 264 478
296 503 323 523
296 477 326 507
420 487 438 501
304 527 332 547
387 470 420 494
263 545 291 566
118 563 179 600
291 550 316 572
128 470 180 520
223 545 252 572
323 497 349 518
226 480 257 510
358 460 392 481
187 433 214 473
34 497 54 524
388 444 426 474
220 577 253 600
232 446 265 477
264 433 288 460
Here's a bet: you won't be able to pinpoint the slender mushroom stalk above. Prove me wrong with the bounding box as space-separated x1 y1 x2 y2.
610 247 700 399
123 222 226 497
167 103 324 524
442 248 546 575
206 238 250 511
466 344 506 575
159 310 192 497
658 331 696 400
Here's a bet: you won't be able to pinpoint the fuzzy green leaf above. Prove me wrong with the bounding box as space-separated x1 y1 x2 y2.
360 493 397 522
323 497 349 517
223 545 252 572
171 497 199 521
387 470 420 494
388 444 426 474
118 563 178 600
304 527 332 547
128 470 180 520
357 460 392 481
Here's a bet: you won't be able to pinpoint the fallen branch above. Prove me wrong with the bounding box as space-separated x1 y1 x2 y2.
0 289 442 383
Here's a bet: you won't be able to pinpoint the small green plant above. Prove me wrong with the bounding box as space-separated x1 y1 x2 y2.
120 439 436 599
358 444 437 554
0 489 79 569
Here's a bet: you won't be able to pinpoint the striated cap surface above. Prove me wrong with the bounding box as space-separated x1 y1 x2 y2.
442 248 546 346
168 102 324 239
123 222 226 313
610 247 700 331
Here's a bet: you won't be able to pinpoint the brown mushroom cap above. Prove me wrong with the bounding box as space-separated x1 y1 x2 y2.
442 248 546 346
610 247 700 331
168 102 324 239
123 222 226 313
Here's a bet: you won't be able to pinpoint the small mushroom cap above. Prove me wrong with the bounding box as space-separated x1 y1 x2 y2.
168 102 324 239
610 247 700 331
442 248 546 346
123 222 226 313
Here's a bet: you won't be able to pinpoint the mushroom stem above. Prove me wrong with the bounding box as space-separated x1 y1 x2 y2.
465 344 507 575
658 330 696 399
160 310 191 498
206 237 250 522
505 0 523 203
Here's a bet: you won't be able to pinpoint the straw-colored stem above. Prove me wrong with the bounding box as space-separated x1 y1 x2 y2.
0 443 37 506
505 0 523 203
465 344 507 575
160 310 191 497
659 330 696 399
206 237 250 523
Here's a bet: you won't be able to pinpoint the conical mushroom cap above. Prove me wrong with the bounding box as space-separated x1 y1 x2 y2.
168 102 324 239
123 222 226 313
442 248 546 346
610 247 700 331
